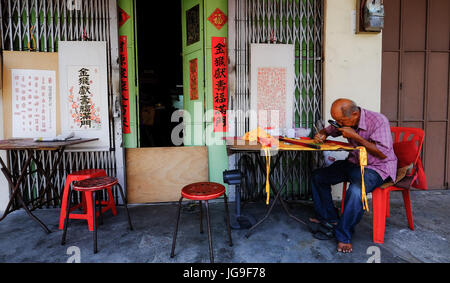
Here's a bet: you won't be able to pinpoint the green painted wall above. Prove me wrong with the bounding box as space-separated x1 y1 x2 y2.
118 0 139 148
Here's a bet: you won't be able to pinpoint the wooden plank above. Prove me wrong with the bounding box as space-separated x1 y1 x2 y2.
401 52 425 121
382 0 401 51
427 53 449 121
381 52 399 121
424 122 447 188
428 0 450 51
402 0 427 51
126 146 209 203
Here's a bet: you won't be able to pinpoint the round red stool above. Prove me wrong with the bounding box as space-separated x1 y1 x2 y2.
170 182 233 263
59 169 118 231
61 176 133 254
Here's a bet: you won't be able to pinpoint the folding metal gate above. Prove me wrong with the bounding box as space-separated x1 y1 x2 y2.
228 0 324 201
0 0 124 207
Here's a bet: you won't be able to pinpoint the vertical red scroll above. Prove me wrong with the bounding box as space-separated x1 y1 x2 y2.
211 37 228 132
189 58 198 100
119 35 131 134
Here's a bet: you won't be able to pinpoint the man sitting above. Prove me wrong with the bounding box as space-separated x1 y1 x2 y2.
310 98 397 253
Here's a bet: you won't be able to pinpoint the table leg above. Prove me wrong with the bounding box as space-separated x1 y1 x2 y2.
31 147 65 208
0 153 51 233
245 175 290 238
0 155 31 220
245 151 306 238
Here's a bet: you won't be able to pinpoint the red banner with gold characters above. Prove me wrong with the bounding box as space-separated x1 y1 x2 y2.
211 37 228 132
189 58 198 100
119 35 131 134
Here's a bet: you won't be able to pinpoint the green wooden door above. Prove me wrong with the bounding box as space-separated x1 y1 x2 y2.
118 0 139 148
182 0 228 185
182 0 205 146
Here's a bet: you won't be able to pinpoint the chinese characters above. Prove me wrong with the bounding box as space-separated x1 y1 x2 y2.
67 66 101 130
11 69 56 137
78 68 92 127
119 35 131 134
211 37 228 132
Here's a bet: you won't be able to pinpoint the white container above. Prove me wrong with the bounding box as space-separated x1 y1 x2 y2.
285 128 296 138
294 127 311 138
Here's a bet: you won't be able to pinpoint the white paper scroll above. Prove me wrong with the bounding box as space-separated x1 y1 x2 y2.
250 44 295 131
59 41 109 150
11 69 57 138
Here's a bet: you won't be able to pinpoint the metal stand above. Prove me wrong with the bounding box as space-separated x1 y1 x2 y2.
223 169 256 230
229 184 256 229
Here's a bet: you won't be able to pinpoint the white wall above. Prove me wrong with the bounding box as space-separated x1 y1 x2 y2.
323 0 383 199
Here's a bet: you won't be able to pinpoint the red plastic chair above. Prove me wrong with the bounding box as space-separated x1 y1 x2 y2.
58 169 117 231
340 127 425 244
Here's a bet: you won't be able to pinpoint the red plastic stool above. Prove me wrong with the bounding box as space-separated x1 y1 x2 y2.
61 176 133 254
58 169 117 231
170 182 233 263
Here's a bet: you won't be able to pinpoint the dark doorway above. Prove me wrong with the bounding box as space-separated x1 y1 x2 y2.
136 1 183 147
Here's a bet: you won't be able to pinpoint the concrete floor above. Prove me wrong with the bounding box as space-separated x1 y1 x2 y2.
0 189 449 263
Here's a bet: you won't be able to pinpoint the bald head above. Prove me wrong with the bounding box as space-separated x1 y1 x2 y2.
331 99 358 118
330 99 360 127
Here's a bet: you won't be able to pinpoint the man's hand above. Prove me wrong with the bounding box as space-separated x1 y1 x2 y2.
338 127 359 140
313 131 327 143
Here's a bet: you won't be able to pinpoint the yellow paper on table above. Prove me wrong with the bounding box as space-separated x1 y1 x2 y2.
357 146 369 212
242 127 276 205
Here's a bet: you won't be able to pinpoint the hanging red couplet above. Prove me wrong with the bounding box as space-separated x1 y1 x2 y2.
211 37 228 132
189 58 198 100
119 35 131 134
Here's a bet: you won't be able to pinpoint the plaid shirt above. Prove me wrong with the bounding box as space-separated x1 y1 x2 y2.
324 108 397 181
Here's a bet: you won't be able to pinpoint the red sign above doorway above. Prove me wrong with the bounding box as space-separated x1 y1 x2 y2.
119 7 130 28
208 8 227 30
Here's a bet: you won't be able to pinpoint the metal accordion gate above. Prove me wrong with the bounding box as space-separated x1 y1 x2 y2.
228 0 324 202
0 0 124 208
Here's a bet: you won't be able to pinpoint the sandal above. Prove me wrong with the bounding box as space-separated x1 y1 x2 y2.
307 220 321 234
312 224 335 240
308 219 337 240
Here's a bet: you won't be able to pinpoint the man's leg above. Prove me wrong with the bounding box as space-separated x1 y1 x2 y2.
311 160 353 224
335 167 384 252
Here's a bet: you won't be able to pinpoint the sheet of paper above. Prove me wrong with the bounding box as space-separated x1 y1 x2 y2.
11 69 57 138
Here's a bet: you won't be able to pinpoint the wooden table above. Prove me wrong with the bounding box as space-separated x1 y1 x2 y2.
227 138 356 238
0 138 98 233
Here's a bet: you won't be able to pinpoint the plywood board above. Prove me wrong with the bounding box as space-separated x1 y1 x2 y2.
2 51 60 139
126 146 209 203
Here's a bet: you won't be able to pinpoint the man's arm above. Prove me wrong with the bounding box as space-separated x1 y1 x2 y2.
338 127 387 159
